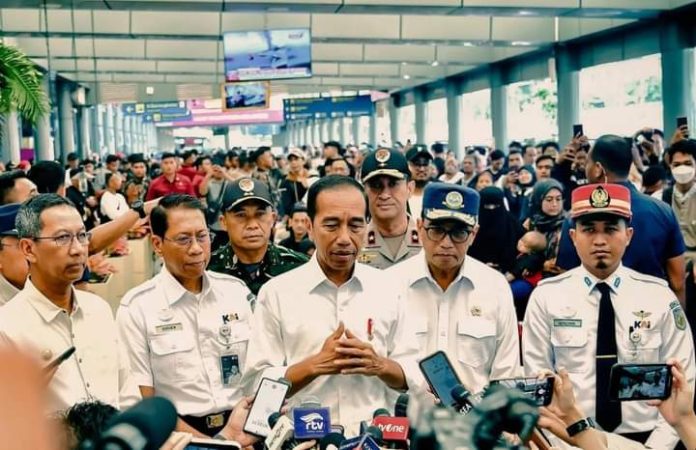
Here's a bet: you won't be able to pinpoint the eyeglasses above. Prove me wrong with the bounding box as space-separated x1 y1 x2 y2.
424 226 471 243
33 231 91 246
164 232 211 247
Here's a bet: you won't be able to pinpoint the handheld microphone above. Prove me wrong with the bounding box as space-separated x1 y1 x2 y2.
292 405 331 440
265 412 295 450
371 416 409 449
451 384 474 414
338 426 382 450
372 408 390 418
319 432 345 450
91 397 177 450
394 394 409 418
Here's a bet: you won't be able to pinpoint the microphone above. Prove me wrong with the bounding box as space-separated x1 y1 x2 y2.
372 408 390 419
451 384 475 414
91 397 177 450
319 432 345 450
339 426 382 450
292 404 331 441
394 394 409 418
265 412 295 450
371 415 409 449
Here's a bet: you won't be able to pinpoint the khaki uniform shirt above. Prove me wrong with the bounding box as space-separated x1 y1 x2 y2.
357 217 422 270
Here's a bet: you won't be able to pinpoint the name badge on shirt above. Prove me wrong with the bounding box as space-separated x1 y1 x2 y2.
220 353 240 387
553 318 582 328
155 323 183 334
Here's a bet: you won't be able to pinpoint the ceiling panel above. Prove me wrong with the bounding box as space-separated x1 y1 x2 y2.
311 14 400 39
165 74 222 83
91 11 132 34
402 16 490 40
559 18 635 40
13 37 48 57
312 43 363 61
312 62 340 75
340 63 399 76
364 44 435 62
131 11 220 35
0 9 41 32
321 76 374 86
157 60 218 73
97 59 157 71
112 73 167 83
44 10 93 33
491 17 555 42
146 39 218 58
94 39 146 58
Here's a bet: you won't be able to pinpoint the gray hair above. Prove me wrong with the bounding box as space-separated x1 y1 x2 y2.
15 194 75 238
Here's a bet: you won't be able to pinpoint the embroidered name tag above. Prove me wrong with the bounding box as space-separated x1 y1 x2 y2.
553 319 582 328
155 323 183 333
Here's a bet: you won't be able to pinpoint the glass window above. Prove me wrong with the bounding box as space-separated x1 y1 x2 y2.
375 100 391 146
460 89 492 147
579 54 663 138
398 104 416 144
507 78 558 143
425 97 448 145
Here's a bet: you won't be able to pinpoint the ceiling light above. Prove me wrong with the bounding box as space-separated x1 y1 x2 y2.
43 2 62 8
462 42 475 47
403 75 411 80
517 10 536 16
431 61 439 67
146 86 155 95
511 41 532 46
401 62 408 65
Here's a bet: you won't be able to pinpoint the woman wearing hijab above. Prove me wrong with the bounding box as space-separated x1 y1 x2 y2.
505 164 536 219
469 187 525 274
523 179 565 277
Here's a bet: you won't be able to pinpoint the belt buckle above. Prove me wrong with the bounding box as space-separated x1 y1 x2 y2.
206 413 225 429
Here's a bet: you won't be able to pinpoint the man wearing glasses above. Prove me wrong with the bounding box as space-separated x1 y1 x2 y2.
358 148 421 269
0 194 140 412
116 194 254 438
387 183 521 395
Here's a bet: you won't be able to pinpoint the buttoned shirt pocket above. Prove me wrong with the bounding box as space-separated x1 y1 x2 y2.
622 330 662 364
551 327 590 373
149 332 196 384
457 317 496 368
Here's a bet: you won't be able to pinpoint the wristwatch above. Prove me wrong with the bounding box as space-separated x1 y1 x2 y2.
131 200 147 219
566 417 596 437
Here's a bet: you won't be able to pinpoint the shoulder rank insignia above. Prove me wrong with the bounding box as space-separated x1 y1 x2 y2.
670 301 687 331
367 231 376 246
410 229 419 245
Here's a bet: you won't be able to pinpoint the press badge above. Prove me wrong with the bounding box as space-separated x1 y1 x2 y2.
220 353 241 387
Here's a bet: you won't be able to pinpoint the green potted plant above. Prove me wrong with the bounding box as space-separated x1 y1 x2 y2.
0 42 49 137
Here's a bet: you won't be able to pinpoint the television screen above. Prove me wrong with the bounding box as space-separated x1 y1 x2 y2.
221 81 270 111
223 29 312 81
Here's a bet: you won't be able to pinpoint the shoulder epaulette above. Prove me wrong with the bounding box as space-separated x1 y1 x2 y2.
627 271 669 287
120 280 158 306
536 271 573 286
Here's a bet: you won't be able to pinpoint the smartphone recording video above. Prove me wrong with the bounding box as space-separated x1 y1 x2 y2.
489 377 554 406
610 364 672 401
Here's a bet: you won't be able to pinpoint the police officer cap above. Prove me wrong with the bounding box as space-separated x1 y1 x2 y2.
128 153 146 164
405 144 432 162
0 203 21 237
221 177 273 212
361 148 410 183
571 183 632 219
422 182 479 227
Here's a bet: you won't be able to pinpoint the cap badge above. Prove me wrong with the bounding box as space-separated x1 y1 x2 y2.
375 149 390 165
444 191 464 209
239 178 254 193
589 185 610 208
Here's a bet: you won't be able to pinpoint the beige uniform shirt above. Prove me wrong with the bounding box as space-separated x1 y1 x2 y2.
0 279 140 413
0 273 20 306
357 217 422 270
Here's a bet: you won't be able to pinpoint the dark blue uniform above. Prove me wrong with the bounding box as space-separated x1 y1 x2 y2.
556 181 685 279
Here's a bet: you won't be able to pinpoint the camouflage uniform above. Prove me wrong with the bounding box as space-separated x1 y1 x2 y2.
208 243 308 300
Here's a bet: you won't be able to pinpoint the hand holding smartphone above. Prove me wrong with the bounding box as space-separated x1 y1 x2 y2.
419 351 462 409
609 364 672 401
242 378 290 437
489 376 555 406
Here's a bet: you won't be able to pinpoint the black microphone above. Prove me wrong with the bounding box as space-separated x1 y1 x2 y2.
372 408 390 419
91 397 177 450
394 393 409 418
319 432 344 450
451 384 475 414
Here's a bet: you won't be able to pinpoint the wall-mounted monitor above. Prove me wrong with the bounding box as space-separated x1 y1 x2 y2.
223 28 312 81
221 81 270 111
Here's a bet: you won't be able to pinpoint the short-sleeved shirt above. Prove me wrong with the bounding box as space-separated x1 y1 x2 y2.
116 268 253 417
207 243 308 298
556 181 685 279
357 218 422 270
145 174 196 201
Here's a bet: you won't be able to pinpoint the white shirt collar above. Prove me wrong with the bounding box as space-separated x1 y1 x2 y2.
22 278 80 323
303 254 365 292
578 263 625 295
159 265 212 307
411 250 475 289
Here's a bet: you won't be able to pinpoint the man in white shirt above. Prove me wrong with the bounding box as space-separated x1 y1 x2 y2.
117 194 253 438
0 194 139 413
387 182 520 395
100 172 129 221
523 183 696 449
242 175 420 434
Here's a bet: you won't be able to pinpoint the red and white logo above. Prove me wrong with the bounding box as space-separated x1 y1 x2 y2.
371 416 409 441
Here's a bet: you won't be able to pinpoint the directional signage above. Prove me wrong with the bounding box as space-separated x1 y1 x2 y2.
122 100 189 116
283 95 374 121
142 110 192 123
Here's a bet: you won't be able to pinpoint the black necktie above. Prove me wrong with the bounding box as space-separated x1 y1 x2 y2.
595 282 622 431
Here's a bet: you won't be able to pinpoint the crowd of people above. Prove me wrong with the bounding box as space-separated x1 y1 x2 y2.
0 122 695 450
